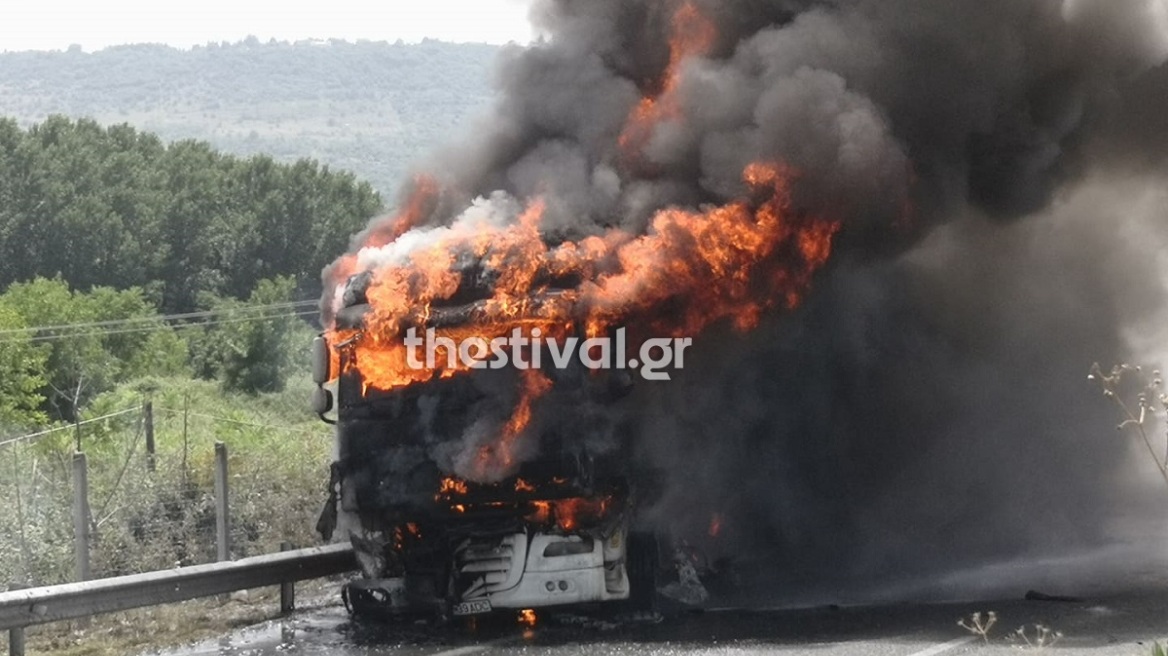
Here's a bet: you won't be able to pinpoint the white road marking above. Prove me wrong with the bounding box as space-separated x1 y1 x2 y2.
905 636 977 656
432 647 490 656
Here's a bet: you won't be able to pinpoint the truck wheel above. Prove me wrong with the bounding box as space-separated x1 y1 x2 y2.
625 531 660 614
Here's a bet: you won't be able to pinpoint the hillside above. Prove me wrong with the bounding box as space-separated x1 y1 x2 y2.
0 38 501 196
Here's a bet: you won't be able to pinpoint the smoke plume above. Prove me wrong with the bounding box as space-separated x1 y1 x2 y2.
324 0 1168 601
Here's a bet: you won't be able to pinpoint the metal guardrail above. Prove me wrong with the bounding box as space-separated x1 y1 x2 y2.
1 544 356 655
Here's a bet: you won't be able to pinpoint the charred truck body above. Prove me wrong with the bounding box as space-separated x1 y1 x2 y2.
312 264 658 619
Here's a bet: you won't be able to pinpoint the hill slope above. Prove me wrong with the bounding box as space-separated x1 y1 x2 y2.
0 38 500 196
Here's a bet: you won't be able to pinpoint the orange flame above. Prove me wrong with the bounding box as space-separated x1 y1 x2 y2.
528 501 552 524
515 478 536 493
325 175 440 296
554 497 610 532
619 1 718 164
518 608 538 628
327 161 840 484
524 497 612 532
333 162 838 393
708 513 722 538
436 477 469 500
367 175 440 250
470 370 553 480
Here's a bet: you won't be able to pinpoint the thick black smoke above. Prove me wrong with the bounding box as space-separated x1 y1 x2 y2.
635 178 1168 602
329 0 1168 600
419 0 1167 235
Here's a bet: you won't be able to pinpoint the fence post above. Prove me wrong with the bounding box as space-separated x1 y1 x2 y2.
280 542 295 614
144 402 156 473
72 451 90 582
8 626 24 656
214 442 230 562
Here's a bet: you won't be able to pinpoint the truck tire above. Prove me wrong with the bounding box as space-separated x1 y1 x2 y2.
625 531 660 614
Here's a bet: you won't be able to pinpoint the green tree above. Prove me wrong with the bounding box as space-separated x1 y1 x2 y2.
85 285 189 380
1 278 188 420
0 117 381 313
195 276 304 395
2 278 118 420
0 302 49 427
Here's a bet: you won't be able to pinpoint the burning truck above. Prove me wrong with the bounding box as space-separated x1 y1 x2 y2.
310 0 1168 615
310 262 662 618
309 161 839 618
307 1 854 619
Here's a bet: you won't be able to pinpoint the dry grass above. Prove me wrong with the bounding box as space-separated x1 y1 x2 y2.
0 377 333 587
1089 363 1168 488
0 377 340 655
956 610 997 644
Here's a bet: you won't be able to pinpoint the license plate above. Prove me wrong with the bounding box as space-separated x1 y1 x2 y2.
452 599 493 616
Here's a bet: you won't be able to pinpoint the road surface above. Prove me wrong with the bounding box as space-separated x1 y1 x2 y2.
154 534 1168 656
155 587 1168 656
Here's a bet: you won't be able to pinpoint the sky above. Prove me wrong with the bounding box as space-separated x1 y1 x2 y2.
1 0 535 52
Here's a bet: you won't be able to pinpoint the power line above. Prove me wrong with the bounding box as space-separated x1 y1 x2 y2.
6 309 319 344
0 309 321 346
0 406 143 449
0 300 318 336
0 299 320 337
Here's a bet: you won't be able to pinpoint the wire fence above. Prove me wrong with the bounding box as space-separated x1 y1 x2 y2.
0 402 333 589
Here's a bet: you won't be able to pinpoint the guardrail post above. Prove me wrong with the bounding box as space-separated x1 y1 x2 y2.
214 442 230 562
280 542 295 614
72 451 90 582
8 626 24 656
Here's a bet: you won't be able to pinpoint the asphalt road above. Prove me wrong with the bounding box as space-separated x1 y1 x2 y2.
152 530 1168 656
154 585 1168 656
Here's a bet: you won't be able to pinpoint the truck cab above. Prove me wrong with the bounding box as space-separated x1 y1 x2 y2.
311 280 657 619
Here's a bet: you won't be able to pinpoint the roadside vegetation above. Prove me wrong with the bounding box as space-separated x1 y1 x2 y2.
1089 364 1168 489
1088 364 1168 656
0 372 332 586
0 117 373 653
